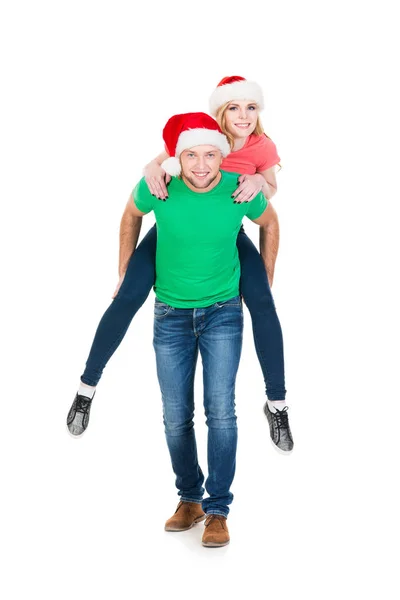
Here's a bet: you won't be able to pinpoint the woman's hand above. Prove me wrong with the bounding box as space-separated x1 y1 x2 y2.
232 174 264 203
144 161 171 200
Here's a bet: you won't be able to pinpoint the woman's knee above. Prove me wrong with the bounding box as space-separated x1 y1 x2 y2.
115 274 153 304
241 282 276 314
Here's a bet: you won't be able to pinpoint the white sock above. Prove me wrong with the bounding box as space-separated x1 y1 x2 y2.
266 399 287 413
78 382 96 399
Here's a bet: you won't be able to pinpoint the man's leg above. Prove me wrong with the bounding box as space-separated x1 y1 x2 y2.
153 302 205 507
198 296 243 520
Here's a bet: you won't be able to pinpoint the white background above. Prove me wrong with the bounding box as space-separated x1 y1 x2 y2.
1 1 399 598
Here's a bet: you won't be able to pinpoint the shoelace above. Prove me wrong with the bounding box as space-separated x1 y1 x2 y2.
75 396 92 415
174 501 184 513
205 515 225 527
273 407 289 429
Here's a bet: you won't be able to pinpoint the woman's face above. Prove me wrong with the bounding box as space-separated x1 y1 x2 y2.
223 100 259 139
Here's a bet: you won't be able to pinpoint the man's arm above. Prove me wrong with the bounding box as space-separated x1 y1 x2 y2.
251 201 280 288
111 195 147 299
118 195 147 277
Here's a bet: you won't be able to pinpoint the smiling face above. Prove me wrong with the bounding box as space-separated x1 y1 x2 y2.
223 100 259 140
180 145 223 191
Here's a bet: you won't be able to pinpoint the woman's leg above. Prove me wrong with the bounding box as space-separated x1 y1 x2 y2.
81 224 157 386
236 229 286 400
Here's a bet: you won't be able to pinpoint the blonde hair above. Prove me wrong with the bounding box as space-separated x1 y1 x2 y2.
216 102 265 150
215 102 281 171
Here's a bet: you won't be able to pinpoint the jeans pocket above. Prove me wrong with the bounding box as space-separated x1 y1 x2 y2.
215 295 242 309
154 299 173 318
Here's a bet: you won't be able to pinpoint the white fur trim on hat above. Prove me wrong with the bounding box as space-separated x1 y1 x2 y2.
209 80 264 116
161 156 182 176
176 128 230 158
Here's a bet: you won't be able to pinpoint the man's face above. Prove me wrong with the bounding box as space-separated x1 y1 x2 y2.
224 100 259 140
180 145 223 190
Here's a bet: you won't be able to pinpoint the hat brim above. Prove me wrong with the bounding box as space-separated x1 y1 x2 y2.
209 80 264 116
176 128 230 159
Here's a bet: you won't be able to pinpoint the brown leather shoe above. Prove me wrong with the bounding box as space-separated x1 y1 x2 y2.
164 501 206 532
202 514 230 547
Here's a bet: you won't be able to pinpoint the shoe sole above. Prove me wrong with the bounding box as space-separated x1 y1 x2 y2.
269 437 293 455
66 423 87 438
164 514 206 532
202 539 230 548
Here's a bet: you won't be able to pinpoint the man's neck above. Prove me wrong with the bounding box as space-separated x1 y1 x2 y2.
182 171 222 194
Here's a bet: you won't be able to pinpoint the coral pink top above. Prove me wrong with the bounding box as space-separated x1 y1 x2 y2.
221 134 280 175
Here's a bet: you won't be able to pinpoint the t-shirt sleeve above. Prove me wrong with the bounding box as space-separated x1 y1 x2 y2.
256 135 281 171
132 177 154 214
246 191 268 221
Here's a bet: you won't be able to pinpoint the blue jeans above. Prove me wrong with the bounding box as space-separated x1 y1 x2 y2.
153 296 243 517
81 225 286 400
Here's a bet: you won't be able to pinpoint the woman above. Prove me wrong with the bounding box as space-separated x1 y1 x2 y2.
67 76 293 453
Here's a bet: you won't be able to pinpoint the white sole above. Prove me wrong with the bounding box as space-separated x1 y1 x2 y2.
202 540 230 548
270 437 293 455
164 514 206 532
66 423 87 439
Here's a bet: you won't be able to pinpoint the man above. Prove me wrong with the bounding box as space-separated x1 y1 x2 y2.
123 112 278 547
67 109 293 455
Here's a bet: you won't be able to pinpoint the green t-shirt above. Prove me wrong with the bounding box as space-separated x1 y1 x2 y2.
133 170 267 308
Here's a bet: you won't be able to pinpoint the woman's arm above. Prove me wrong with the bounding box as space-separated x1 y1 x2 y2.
232 166 278 203
258 167 277 199
143 150 170 199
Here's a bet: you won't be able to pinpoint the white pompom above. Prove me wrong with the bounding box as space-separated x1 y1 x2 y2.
161 157 181 177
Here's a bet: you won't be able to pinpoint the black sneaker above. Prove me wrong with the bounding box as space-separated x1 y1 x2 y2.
67 393 94 436
263 403 294 453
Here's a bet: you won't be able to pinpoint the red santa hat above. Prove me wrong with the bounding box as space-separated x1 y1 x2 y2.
161 112 231 177
209 75 264 116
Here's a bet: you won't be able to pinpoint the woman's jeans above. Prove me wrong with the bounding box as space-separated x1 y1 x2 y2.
153 296 243 517
81 225 286 400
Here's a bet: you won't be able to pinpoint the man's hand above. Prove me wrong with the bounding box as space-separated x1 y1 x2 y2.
144 162 171 200
112 273 125 299
231 174 264 203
